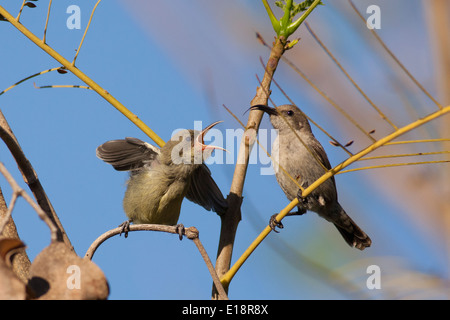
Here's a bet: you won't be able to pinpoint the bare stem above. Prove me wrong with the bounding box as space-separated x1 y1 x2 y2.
43 0 52 43
348 0 443 109
72 0 102 66
85 224 228 300
213 35 288 298
0 163 59 242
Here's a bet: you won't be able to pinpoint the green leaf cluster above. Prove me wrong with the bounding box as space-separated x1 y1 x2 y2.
263 0 324 39
275 0 324 20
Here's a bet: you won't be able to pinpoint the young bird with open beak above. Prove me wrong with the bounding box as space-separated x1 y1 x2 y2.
96 121 228 238
251 105 371 250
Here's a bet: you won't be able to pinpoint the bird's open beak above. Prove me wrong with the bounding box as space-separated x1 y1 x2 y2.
196 121 228 152
249 105 278 115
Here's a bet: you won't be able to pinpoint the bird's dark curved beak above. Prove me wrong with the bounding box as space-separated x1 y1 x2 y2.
250 105 278 115
196 121 228 153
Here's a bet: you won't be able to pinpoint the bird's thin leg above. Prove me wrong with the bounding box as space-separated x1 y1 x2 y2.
269 209 307 233
118 219 133 238
270 185 309 233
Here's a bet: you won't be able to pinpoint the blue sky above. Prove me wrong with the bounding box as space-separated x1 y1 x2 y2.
0 0 448 299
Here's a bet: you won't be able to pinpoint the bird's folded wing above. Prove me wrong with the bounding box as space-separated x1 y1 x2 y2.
310 140 336 187
96 137 160 171
185 164 228 215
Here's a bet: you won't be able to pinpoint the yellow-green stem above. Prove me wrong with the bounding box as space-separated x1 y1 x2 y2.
0 5 165 147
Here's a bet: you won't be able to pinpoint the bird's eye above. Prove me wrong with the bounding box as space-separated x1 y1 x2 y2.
185 136 191 142
286 110 294 116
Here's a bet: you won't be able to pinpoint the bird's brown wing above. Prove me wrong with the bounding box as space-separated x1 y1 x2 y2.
185 164 228 215
309 139 336 188
96 137 160 171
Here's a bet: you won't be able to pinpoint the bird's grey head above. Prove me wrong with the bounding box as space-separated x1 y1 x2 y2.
161 121 225 166
251 104 312 134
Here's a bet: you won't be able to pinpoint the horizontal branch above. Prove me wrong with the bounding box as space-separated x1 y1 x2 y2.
84 224 228 300
384 138 450 146
338 160 450 174
84 224 195 259
359 150 450 161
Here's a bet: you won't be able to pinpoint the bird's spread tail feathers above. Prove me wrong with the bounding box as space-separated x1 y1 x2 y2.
333 210 371 250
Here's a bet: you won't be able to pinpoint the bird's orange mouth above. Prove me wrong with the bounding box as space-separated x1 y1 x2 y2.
196 121 228 152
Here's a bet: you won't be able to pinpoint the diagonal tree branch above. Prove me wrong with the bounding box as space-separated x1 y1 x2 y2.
213 0 323 298
213 35 288 298
0 4 165 148
0 109 72 250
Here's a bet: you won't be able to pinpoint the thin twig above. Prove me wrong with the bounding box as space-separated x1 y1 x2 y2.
304 22 398 130
43 0 52 44
16 0 26 21
348 0 443 110
222 104 245 128
191 236 229 300
385 138 450 146
0 192 18 234
265 60 354 156
338 160 450 175
359 150 450 161
84 224 228 300
72 0 102 66
34 83 92 90
257 32 377 143
0 163 58 242
0 67 61 96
